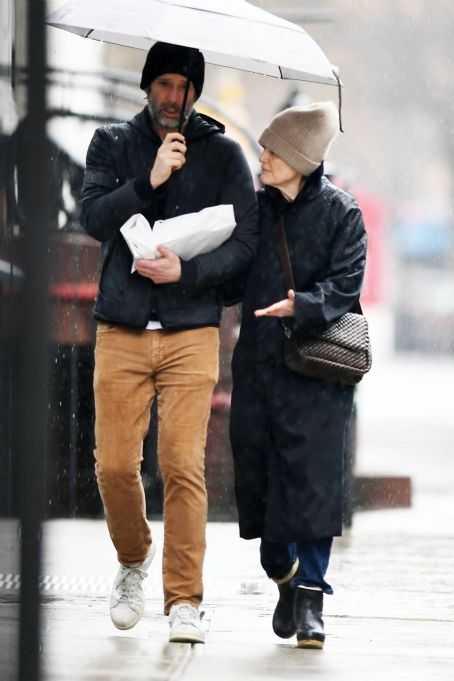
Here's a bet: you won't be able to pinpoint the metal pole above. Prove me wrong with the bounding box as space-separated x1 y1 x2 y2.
17 0 49 679
69 340 79 517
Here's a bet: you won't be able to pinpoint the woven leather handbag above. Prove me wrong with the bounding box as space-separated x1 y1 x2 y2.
275 216 372 385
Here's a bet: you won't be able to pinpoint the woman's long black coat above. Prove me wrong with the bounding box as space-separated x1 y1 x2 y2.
230 168 367 543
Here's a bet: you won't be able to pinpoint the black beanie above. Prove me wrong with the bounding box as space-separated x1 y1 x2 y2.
140 42 205 99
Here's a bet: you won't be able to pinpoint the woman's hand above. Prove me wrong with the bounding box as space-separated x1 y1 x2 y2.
254 290 295 317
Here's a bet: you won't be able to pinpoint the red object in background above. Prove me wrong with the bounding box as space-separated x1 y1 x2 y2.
211 390 231 413
50 282 98 300
353 188 388 306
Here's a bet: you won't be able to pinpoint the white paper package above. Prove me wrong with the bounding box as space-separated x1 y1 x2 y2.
120 204 236 272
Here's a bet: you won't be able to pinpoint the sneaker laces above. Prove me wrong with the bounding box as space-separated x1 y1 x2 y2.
176 605 195 624
115 566 148 606
173 604 204 627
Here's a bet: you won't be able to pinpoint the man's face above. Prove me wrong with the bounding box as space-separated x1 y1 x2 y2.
147 73 196 129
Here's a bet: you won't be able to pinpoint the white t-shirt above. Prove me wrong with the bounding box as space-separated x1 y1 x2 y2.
146 320 163 330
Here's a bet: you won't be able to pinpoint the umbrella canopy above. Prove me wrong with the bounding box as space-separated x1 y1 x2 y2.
46 0 338 86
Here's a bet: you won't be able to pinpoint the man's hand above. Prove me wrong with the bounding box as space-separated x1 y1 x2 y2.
135 245 182 284
255 290 296 318
150 132 187 189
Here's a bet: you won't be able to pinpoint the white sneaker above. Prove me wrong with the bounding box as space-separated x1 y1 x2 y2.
168 603 205 643
110 542 156 630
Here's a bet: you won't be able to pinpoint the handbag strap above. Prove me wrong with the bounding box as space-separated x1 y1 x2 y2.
276 215 364 316
275 215 296 292
275 215 296 340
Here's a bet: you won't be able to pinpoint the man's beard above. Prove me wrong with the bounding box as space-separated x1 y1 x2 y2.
147 92 193 130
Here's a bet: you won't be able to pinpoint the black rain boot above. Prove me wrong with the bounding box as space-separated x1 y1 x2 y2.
294 586 325 649
271 559 299 639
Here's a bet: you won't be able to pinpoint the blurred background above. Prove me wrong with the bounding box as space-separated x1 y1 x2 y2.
1 2 454 679
2 0 454 521
1 0 453 567
2 0 454 519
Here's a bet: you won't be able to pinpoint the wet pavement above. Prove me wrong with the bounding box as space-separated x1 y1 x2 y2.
1 354 454 680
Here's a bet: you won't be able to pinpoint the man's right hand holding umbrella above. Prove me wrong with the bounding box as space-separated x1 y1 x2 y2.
150 132 187 188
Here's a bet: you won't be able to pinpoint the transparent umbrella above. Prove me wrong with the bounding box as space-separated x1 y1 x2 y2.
46 0 339 86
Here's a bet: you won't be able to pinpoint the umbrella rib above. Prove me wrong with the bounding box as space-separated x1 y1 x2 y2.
46 1 338 85
152 0 305 34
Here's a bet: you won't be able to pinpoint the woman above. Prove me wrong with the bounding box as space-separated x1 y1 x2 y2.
230 102 367 649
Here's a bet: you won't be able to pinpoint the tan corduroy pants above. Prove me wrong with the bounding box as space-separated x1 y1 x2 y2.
93 323 219 614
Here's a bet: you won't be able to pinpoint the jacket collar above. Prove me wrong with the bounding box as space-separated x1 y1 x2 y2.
263 162 326 214
128 106 225 143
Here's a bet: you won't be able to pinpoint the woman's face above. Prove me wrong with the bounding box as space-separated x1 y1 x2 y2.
259 147 303 197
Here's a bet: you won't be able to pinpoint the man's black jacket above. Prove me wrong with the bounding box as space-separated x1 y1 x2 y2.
80 107 258 329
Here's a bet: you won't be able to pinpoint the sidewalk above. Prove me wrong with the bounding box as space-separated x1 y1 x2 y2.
1 354 454 680
38 501 454 681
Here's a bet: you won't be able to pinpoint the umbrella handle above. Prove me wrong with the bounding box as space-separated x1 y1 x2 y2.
178 49 196 133
332 67 344 133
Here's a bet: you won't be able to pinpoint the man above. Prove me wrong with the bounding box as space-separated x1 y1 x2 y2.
80 41 258 643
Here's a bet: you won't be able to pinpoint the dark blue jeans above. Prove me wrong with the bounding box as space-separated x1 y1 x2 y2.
260 537 333 595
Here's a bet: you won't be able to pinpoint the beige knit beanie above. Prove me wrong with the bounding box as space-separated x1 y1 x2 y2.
259 101 339 177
